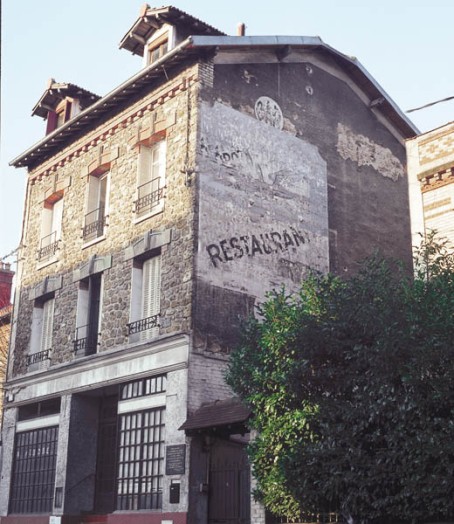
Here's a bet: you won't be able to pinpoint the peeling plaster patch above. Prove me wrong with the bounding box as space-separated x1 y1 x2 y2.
336 123 404 181
255 96 284 130
242 69 258 85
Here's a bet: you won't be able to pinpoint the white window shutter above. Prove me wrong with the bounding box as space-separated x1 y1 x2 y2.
138 145 153 187
87 175 100 214
141 256 161 339
52 198 64 240
40 298 55 352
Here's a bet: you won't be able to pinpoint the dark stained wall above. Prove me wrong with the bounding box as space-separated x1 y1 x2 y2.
193 58 412 355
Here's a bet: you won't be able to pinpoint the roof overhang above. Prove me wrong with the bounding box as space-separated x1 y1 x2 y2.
179 397 251 436
119 5 225 56
11 35 419 170
31 80 100 119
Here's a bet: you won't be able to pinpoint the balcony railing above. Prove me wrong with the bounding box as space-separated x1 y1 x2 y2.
135 178 164 216
38 231 59 261
73 324 98 356
83 206 105 241
127 314 160 335
26 349 51 367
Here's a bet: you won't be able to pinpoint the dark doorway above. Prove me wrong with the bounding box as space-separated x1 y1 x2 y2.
208 438 250 524
94 394 118 514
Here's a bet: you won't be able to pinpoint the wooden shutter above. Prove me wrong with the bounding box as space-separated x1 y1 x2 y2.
40 298 55 352
141 256 161 339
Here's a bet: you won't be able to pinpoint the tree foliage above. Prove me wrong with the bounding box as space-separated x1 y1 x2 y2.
226 235 454 523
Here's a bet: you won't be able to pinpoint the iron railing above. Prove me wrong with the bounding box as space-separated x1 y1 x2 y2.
73 324 98 356
83 206 105 241
127 314 160 335
135 178 163 216
26 349 50 367
38 231 59 261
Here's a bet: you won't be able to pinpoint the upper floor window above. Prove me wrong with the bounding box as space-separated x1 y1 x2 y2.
38 195 63 263
135 141 166 220
128 254 161 342
27 296 55 371
83 171 109 243
74 273 104 357
147 34 168 65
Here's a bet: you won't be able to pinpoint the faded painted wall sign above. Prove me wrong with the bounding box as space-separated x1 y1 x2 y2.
197 101 329 299
207 228 307 268
254 96 284 130
336 123 404 181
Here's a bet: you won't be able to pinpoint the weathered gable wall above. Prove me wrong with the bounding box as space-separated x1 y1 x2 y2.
192 58 412 362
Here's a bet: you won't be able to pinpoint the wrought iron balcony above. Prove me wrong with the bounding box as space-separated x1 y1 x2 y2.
127 314 160 335
83 206 105 241
73 324 99 356
38 231 59 261
26 349 50 367
135 178 164 216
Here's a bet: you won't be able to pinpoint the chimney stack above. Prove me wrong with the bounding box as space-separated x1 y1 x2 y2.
237 23 246 36
0 262 14 308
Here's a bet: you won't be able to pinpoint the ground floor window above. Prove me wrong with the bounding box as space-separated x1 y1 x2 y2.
9 426 58 514
116 407 165 510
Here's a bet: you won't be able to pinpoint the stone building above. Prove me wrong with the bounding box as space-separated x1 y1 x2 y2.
0 5 417 524
0 262 15 429
407 121 454 246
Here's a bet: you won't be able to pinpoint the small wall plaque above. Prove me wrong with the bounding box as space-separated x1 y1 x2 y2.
165 444 186 475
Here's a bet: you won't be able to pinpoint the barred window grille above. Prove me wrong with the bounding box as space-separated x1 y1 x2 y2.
116 408 165 510
9 426 58 514
120 375 167 401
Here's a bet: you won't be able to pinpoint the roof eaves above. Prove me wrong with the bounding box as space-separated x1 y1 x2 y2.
10 37 195 169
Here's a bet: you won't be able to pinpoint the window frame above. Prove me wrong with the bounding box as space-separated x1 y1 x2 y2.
27 296 55 371
147 33 169 65
9 426 59 514
134 140 166 222
116 407 165 511
128 254 161 343
83 170 110 245
74 272 104 357
38 192 64 264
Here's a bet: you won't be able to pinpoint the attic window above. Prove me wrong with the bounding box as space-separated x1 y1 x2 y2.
147 34 168 65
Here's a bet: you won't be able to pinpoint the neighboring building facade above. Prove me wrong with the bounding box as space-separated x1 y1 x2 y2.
407 121 454 246
0 262 15 428
1 5 417 524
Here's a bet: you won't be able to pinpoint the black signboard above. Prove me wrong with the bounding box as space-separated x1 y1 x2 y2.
165 444 186 475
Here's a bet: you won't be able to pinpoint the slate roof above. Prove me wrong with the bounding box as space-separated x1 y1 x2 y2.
179 397 251 433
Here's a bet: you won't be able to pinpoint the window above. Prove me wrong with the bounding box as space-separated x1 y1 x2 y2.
128 255 161 342
135 141 166 219
116 376 166 511
147 35 168 65
74 273 103 356
83 172 109 242
38 197 63 262
27 297 54 370
9 426 59 514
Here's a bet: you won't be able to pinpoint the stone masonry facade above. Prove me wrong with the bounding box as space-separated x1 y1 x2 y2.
12 64 201 377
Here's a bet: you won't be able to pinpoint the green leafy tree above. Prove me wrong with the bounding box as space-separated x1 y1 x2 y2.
227 235 454 523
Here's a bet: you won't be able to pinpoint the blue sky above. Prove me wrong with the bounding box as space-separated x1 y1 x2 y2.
2 0 454 260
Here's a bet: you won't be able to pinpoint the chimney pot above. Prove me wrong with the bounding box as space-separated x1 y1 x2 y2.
237 23 246 36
